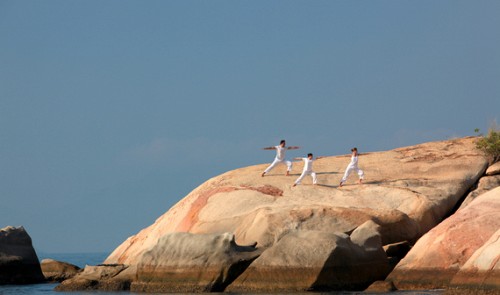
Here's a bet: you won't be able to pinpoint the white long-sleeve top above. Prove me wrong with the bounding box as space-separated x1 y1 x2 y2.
347 155 359 167
275 145 286 161
301 157 314 172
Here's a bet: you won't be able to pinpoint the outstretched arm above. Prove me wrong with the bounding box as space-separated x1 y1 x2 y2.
262 146 276 150
287 146 300 150
292 157 303 161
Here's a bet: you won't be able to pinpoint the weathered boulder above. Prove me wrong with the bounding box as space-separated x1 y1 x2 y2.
449 226 500 291
0 226 45 284
58 232 261 293
93 137 491 292
131 232 261 293
485 161 500 176
40 258 81 282
106 137 488 271
55 264 130 291
387 187 500 290
227 220 389 292
459 174 500 210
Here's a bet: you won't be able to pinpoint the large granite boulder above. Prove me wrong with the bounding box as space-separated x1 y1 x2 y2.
227 220 389 292
387 187 500 290
106 137 488 271
450 228 500 291
91 137 488 291
131 232 261 292
40 258 81 282
459 174 500 210
57 232 261 293
0 226 45 284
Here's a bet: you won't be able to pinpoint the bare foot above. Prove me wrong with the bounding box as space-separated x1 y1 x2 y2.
292 183 297 187
359 179 363 184
261 172 266 177
286 171 290 176
339 182 343 187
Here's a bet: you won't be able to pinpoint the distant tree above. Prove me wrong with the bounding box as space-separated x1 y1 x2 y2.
475 122 500 163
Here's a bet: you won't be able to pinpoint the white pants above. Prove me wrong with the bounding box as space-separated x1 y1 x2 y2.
340 165 364 183
294 170 317 185
264 158 292 174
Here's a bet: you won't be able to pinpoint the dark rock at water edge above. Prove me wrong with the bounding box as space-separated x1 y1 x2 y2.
0 226 45 284
55 264 131 291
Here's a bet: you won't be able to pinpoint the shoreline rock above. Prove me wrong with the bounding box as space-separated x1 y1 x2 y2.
387 187 500 290
56 137 497 292
227 220 390 292
0 226 45 285
131 232 261 293
40 258 81 282
55 264 130 291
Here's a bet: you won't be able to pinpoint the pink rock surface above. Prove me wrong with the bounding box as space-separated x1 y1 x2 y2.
105 137 488 266
387 187 500 290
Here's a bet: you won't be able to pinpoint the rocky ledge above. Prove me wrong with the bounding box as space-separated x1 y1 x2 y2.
57 137 499 292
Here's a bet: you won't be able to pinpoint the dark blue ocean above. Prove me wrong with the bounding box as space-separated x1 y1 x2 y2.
0 253 444 295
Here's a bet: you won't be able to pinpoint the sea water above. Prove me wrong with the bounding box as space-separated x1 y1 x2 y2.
0 253 444 295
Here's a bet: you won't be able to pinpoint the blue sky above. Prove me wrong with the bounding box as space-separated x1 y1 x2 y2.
1 1 499 254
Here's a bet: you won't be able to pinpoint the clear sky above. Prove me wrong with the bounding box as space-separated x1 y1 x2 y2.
1 1 499 254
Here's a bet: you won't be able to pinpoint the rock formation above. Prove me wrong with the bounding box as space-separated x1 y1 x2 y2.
57 232 261 292
40 258 81 282
227 220 389 292
106 137 487 268
459 174 500 209
60 137 495 292
485 161 500 176
387 186 500 290
0 226 45 284
55 263 130 291
450 227 500 291
133 232 261 292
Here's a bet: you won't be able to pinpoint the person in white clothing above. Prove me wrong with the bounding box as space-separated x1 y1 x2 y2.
261 140 299 177
292 153 317 187
339 147 364 187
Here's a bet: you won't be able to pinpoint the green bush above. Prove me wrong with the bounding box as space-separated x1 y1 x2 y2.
475 125 500 163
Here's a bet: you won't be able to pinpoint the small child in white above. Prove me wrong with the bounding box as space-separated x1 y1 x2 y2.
261 140 300 177
292 153 317 187
339 147 364 187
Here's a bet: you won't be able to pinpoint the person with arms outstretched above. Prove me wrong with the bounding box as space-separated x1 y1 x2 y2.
292 153 317 187
339 147 364 187
261 140 299 177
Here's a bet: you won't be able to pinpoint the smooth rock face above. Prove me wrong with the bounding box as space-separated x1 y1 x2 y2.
451 188 500 291
40 259 81 282
106 137 488 269
0 226 45 285
96 137 491 291
459 174 500 210
131 232 262 293
485 161 500 176
387 187 500 290
450 228 500 291
227 220 389 292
